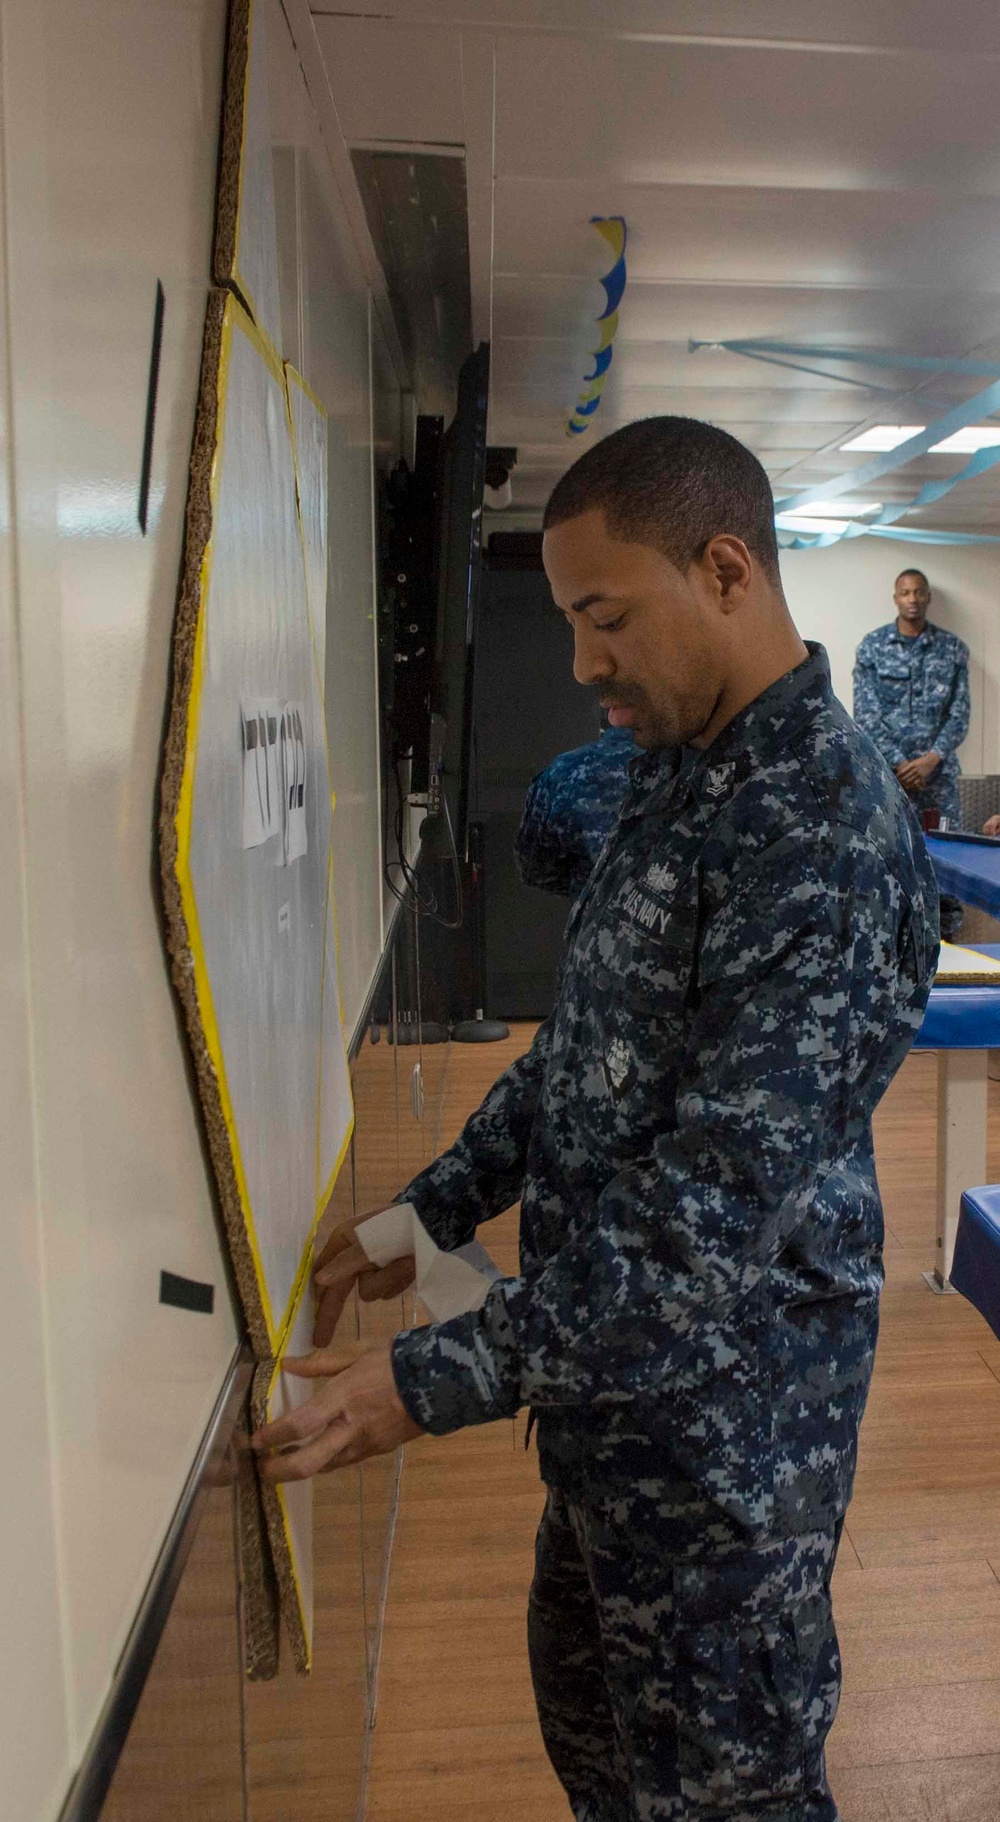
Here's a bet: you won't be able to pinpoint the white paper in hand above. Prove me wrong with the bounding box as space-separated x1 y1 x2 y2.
355 1202 502 1322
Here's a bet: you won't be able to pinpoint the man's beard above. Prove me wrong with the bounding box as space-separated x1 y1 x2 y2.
597 682 685 751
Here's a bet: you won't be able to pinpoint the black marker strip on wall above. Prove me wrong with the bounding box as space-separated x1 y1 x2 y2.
159 1269 215 1314
138 280 165 535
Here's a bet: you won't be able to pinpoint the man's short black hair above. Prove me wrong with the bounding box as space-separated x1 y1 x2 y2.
895 567 929 588
543 416 781 583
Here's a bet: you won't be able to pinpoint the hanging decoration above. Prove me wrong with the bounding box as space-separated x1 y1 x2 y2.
777 522 1000 550
567 216 627 436
689 338 1000 550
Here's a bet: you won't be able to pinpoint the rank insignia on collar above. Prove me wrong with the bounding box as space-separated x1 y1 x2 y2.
706 765 732 799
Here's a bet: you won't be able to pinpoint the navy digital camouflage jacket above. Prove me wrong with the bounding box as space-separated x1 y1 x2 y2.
392 646 939 1539
514 727 637 898
853 621 970 821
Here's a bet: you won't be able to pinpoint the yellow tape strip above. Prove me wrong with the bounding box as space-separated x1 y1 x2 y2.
286 359 328 422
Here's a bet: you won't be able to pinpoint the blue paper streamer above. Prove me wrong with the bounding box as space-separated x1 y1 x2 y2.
778 523 1000 549
566 217 627 436
599 255 627 319
690 337 1000 550
583 345 615 382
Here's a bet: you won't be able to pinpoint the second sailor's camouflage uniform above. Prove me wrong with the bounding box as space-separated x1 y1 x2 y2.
515 725 637 898
392 646 939 1820
852 620 970 827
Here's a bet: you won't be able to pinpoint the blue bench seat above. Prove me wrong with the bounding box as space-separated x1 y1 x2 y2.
951 1185 1000 1335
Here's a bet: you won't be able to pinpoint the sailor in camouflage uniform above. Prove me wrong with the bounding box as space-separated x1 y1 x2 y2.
515 724 637 898
853 569 969 938
256 419 939 1822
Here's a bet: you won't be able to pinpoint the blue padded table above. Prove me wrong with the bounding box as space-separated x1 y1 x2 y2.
925 832 1000 920
952 1186 1000 1337
913 945 1000 1292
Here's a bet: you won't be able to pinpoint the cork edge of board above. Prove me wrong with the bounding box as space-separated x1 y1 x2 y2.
212 0 252 310
235 1428 282 1681
157 285 271 1360
251 1359 312 1676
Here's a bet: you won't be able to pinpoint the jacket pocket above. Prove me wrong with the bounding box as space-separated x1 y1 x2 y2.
874 660 909 699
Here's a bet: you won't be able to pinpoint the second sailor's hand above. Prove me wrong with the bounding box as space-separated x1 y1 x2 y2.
896 751 941 792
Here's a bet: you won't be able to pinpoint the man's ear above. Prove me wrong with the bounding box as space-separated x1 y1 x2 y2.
699 535 752 611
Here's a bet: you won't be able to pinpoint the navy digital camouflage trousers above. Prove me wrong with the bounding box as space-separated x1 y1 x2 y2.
528 1485 842 1822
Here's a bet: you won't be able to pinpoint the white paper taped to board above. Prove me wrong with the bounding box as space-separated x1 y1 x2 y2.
241 698 282 849
281 703 307 864
355 1202 503 1323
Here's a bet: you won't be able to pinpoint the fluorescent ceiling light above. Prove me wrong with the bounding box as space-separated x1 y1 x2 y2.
840 426 924 452
781 498 882 518
928 427 1000 453
776 514 849 534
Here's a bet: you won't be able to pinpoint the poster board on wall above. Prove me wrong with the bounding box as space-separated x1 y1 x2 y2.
159 286 353 1668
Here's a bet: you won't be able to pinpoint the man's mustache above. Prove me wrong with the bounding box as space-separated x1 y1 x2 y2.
594 682 646 708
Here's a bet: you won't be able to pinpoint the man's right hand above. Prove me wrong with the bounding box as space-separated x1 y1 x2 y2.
312 1209 416 1347
984 815 1000 838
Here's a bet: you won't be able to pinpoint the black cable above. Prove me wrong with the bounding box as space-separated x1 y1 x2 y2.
390 750 439 918
382 747 434 915
434 783 464 930
380 730 468 930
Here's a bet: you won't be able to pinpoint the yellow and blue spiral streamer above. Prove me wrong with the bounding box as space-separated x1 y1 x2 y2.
567 217 627 437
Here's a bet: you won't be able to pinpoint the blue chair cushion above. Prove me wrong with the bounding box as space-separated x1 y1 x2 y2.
951 1185 1000 1337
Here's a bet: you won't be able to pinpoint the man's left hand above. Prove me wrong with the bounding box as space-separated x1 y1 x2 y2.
252 1340 424 1482
896 750 942 792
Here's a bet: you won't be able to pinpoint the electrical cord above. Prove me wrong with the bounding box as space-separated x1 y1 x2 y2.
380 729 464 929
383 747 437 917
433 780 464 930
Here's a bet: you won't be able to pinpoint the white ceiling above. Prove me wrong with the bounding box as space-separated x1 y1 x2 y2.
310 0 1000 531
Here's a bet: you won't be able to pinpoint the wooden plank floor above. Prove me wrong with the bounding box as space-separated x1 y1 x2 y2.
366 1034 1000 1822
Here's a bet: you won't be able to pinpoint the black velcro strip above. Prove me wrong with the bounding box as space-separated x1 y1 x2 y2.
138 280 165 534
159 1269 215 1314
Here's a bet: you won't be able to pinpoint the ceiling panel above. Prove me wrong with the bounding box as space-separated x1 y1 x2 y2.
494 183 1000 295
313 2 1000 58
312 16 465 143
495 338 896 396
494 38 1000 194
492 276 1000 358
